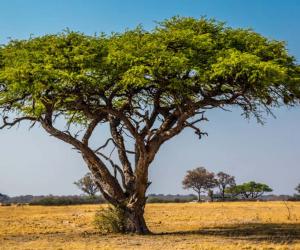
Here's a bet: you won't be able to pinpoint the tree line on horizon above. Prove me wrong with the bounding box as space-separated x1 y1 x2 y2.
0 178 299 205
1 168 299 204
73 169 298 203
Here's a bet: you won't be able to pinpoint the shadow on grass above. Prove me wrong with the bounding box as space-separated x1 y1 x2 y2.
156 223 300 243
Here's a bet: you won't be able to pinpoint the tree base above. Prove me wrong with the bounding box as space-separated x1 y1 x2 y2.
125 208 151 234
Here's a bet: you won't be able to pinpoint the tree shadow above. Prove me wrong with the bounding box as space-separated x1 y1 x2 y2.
155 223 300 243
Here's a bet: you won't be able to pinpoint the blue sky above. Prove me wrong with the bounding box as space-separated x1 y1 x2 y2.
0 0 299 196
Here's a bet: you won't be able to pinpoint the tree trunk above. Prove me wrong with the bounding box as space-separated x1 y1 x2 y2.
124 206 150 234
221 190 225 201
197 191 201 202
80 140 151 234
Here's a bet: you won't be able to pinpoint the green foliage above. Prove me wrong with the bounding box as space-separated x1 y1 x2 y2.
226 181 273 199
0 17 299 126
0 31 107 123
94 206 127 233
74 173 99 197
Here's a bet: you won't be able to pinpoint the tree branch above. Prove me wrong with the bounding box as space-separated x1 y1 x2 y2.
96 151 127 190
82 115 105 145
40 104 126 201
0 116 37 129
109 116 135 185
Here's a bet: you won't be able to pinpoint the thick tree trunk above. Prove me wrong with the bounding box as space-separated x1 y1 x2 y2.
80 139 151 234
120 155 151 234
124 206 150 234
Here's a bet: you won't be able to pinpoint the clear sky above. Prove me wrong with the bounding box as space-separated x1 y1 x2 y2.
0 0 299 196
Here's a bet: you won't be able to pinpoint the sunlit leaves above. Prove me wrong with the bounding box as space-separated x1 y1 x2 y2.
0 17 299 124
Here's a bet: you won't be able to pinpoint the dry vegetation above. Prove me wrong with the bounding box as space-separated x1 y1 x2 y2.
0 202 299 249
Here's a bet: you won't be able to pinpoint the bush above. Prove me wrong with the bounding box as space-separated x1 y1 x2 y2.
147 197 166 203
94 206 127 233
1 203 11 206
288 195 300 201
147 197 196 203
29 195 105 206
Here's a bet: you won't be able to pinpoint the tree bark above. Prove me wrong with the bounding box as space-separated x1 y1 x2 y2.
123 205 150 234
82 139 151 234
122 158 151 234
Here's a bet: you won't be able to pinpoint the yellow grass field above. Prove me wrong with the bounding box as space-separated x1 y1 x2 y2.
0 202 299 249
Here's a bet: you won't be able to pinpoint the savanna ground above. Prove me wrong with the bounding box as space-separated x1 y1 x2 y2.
0 202 299 250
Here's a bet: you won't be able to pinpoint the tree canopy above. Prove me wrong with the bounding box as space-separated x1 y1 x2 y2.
74 173 99 198
226 181 273 199
215 171 236 200
1 17 299 131
182 167 216 201
0 16 299 233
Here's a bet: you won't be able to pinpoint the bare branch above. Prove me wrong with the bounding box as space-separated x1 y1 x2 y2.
109 116 134 176
183 113 208 139
94 138 115 152
0 116 37 129
184 121 208 139
94 137 135 154
96 151 126 189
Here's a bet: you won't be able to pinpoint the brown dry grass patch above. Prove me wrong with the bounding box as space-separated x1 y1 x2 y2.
0 201 299 249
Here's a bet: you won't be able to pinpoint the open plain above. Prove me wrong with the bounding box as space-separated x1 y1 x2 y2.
0 202 299 249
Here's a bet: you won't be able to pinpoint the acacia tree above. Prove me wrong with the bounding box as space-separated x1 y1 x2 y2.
74 173 99 198
216 171 236 201
182 167 216 201
0 17 299 234
226 181 273 200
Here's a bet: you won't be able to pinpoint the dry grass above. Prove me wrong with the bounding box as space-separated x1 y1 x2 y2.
0 201 299 249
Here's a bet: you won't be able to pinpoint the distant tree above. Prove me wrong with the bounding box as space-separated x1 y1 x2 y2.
226 181 272 200
207 189 214 202
296 183 300 194
0 193 9 203
74 173 99 198
182 167 216 202
216 172 236 201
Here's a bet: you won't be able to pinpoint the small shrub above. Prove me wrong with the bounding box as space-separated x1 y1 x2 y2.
94 206 127 233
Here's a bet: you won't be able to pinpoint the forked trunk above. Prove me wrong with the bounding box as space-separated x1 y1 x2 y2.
82 147 152 234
